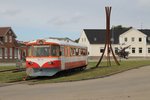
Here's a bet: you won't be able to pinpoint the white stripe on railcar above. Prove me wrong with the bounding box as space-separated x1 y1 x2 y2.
26 58 60 67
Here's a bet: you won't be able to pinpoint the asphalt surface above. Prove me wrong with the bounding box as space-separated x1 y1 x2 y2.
0 66 150 100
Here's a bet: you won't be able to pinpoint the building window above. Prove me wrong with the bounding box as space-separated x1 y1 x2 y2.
115 47 118 54
5 36 7 42
94 37 97 41
100 48 104 53
131 37 135 42
0 48 2 58
132 47 135 53
148 37 150 42
139 38 142 42
111 38 114 43
9 36 12 43
9 48 12 59
139 48 142 53
15 48 18 58
9 31 11 34
0 37 4 42
148 48 150 53
4 48 8 58
124 37 127 42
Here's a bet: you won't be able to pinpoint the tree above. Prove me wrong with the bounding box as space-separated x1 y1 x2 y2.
112 25 132 29
75 38 79 43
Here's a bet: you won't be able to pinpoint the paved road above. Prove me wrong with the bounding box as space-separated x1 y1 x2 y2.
0 66 150 100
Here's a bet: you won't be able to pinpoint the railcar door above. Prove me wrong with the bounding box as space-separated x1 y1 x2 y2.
60 46 65 70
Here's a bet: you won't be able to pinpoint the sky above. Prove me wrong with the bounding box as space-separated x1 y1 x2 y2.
0 0 150 41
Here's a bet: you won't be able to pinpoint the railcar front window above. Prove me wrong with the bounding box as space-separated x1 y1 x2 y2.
28 45 60 57
33 46 50 57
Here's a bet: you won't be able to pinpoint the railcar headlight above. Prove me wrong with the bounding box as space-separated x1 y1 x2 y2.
48 61 53 65
28 61 33 65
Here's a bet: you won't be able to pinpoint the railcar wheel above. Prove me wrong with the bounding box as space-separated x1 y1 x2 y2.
79 66 87 71
82 66 87 70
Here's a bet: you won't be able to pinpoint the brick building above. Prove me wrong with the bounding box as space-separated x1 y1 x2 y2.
0 27 26 62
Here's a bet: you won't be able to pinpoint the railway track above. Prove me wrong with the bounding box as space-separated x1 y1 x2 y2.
0 68 25 73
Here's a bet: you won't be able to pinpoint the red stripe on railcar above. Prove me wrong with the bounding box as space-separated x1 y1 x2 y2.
26 60 61 69
42 60 61 69
65 61 86 69
26 61 40 68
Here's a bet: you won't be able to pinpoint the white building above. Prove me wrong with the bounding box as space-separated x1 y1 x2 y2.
79 27 150 59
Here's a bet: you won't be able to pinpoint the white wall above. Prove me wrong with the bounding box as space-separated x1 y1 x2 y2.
89 44 103 56
79 30 90 45
146 45 150 57
119 28 147 57
86 44 120 57
78 30 91 55
79 28 150 58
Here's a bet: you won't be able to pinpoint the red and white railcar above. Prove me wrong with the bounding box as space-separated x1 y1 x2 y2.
26 38 88 76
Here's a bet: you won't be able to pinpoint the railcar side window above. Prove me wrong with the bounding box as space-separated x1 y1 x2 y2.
70 48 74 56
28 46 32 56
78 49 81 55
80 48 87 56
76 48 79 55
69 47 87 56
70 48 77 56
64 47 68 56
51 45 60 56
60 46 64 56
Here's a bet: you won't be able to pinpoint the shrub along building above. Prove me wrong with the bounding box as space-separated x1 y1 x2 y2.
0 27 27 62
79 27 150 59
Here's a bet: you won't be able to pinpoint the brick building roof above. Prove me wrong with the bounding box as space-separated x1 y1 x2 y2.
0 27 17 38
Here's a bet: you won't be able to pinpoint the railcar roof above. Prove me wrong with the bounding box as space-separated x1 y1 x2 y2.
27 38 87 48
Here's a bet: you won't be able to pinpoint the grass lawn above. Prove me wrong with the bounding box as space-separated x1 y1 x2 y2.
0 71 26 83
0 60 150 84
0 66 17 71
0 66 25 83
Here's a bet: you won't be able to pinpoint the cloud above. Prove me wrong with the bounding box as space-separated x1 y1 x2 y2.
0 9 21 16
0 0 150 41
137 0 150 7
47 12 84 26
